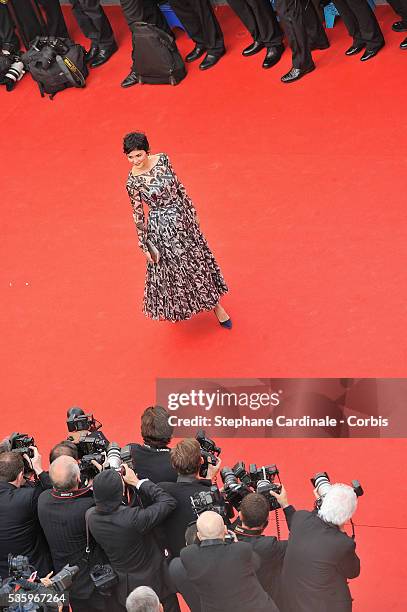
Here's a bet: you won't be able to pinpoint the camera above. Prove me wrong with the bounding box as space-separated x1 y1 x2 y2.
119 444 133 469
79 453 105 481
249 464 281 511
51 564 79 593
8 554 31 578
32 36 69 69
9 433 35 459
1 55 25 92
90 564 118 596
190 486 230 522
196 430 221 478
310 472 364 508
220 465 251 511
67 407 98 433
105 442 122 471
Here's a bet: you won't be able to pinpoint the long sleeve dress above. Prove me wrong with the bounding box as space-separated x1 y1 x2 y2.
126 153 228 321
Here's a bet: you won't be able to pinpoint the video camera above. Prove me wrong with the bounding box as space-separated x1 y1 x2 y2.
310 472 364 509
196 430 221 478
9 433 35 459
0 555 78 611
66 408 109 458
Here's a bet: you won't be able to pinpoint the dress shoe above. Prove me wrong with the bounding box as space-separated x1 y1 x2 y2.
90 42 118 68
345 44 365 56
400 37 407 50
121 71 138 88
242 41 264 57
199 51 225 71
281 64 315 83
262 45 284 69
392 20 407 32
185 45 206 63
85 45 99 63
310 42 330 51
360 44 384 62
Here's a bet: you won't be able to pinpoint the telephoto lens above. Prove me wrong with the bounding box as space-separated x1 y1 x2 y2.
106 442 122 471
220 467 238 489
311 472 332 498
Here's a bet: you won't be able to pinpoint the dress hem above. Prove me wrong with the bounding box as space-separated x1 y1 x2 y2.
142 289 229 322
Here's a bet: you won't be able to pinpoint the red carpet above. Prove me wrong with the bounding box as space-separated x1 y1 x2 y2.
1 6 407 610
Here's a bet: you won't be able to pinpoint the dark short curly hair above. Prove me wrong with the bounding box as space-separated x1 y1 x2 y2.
123 132 149 154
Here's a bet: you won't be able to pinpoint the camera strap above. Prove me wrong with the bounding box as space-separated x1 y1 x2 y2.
55 54 86 88
85 507 96 555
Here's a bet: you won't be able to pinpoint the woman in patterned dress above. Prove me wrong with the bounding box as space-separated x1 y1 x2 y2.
124 132 231 327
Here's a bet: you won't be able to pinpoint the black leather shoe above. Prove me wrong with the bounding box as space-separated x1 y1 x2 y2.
360 44 384 62
400 37 407 50
90 42 118 68
85 45 99 63
185 45 206 63
242 41 264 57
121 71 138 88
345 44 365 56
392 20 407 32
199 51 225 71
262 45 284 69
281 64 315 83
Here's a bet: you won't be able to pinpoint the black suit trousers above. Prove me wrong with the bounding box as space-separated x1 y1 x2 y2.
119 0 172 36
169 0 225 54
387 0 407 21
227 0 283 47
333 0 384 50
1 0 67 47
274 0 312 69
68 0 115 48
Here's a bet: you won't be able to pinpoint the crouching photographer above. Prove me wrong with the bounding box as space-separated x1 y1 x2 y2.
0 555 79 611
270 478 361 612
87 465 179 612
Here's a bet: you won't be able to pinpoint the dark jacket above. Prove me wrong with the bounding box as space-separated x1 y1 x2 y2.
234 528 287 604
281 509 360 612
0 475 52 579
158 475 212 557
130 443 177 483
88 479 177 606
37 487 104 601
180 540 279 612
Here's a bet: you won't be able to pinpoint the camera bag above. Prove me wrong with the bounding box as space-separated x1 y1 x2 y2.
22 36 88 99
131 23 186 85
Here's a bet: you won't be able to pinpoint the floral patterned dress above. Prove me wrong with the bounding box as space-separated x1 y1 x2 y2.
126 153 228 321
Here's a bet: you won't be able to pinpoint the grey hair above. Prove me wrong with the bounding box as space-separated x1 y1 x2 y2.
318 483 357 526
49 457 80 492
126 586 160 612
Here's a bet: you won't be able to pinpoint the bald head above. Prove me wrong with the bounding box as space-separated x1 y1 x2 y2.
49 455 80 492
197 511 225 541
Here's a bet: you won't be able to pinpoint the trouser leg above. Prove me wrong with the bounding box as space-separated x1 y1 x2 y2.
169 0 225 54
228 0 283 47
275 0 313 69
38 0 69 37
333 0 384 50
68 0 115 48
386 0 407 21
0 5 20 48
303 0 329 48
120 0 172 36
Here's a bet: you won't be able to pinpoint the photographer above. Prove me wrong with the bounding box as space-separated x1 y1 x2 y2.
0 449 52 580
158 439 221 558
178 511 279 612
271 484 360 611
88 466 179 611
129 406 177 485
233 493 290 606
66 407 109 460
37 456 106 612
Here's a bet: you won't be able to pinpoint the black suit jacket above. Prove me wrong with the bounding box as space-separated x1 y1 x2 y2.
180 540 279 612
0 475 52 579
158 476 212 557
88 479 177 606
130 443 177 483
37 487 104 601
281 510 360 612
